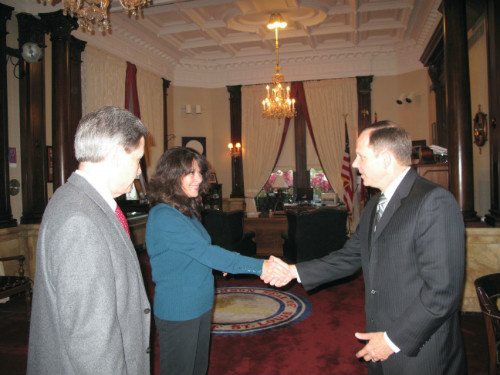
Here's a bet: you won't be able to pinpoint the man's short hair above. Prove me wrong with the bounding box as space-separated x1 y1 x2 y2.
364 120 412 165
74 106 148 163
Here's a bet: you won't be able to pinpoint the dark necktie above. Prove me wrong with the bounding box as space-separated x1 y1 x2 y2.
374 193 387 232
115 205 130 237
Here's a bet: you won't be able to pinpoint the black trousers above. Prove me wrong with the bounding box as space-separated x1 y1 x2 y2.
155 310 212 375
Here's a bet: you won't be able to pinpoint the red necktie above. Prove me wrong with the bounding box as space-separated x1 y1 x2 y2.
115 205 130 237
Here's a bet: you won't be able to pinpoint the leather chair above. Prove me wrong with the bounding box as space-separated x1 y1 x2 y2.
0 255 31 311
282 208 348 263
475 273 500 375
202 209 257 257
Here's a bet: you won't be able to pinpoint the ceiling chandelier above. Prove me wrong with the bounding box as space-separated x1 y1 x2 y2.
262 13 296 120
45 0 151 32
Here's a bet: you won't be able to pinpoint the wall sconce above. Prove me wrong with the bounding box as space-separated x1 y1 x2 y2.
396 94 405 105
473 105 487 154
228 142 241 158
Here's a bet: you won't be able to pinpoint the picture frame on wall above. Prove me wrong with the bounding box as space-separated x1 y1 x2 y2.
182 136 206 156
208 172 217 184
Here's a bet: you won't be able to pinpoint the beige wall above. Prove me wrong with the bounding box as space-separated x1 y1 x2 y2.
168 86 232 198
469 19 490 217
372 69 432 143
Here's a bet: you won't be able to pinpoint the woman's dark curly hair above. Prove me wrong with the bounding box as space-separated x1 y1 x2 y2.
147 147 210 220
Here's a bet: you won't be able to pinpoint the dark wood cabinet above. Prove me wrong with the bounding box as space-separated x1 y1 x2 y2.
414 163 449 189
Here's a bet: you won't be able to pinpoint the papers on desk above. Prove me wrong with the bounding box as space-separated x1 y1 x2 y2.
429 145 447 155
321 193 339 206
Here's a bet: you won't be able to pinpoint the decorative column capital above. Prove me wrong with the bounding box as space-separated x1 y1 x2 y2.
40 10 78 43
0 4 13 27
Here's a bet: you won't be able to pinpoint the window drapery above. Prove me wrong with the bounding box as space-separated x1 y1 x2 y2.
303 78 360 229
137 68 164 180
81 46 126 115
241 79 360 228
81 48 163 180
241 85 286 216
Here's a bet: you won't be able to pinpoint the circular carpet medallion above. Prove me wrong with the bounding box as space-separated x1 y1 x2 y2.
211 285 311 336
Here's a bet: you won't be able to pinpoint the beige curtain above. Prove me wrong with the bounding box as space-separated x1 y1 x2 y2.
275 122 321 171
137 68 163 178
81 46 126 115
241 84 286 216
303 78 360 230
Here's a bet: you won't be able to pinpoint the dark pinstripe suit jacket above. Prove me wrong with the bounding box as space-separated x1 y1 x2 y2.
297 168 467 375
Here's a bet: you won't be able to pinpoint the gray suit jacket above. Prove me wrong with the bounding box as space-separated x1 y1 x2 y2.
27 173 151 375
297 168 466 375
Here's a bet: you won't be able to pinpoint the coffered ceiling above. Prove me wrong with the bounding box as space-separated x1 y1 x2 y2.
6 0 443 87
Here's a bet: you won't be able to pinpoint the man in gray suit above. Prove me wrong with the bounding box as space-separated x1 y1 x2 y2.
278 121 466 375
27 106 151 375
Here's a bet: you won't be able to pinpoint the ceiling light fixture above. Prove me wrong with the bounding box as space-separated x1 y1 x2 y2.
44 0 151 32
262 13 296 120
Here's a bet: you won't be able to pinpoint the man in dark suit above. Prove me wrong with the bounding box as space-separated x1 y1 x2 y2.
27 106 151 375
281 121 466 375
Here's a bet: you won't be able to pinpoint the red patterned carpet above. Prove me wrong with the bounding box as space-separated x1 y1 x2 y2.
205 274 367 375
0 251 489 375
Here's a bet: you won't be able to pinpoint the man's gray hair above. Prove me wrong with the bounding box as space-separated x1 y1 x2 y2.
74 106 148 162
363 120 412 165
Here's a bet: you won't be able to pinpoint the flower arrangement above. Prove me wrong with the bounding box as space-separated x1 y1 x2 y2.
259 169 331 198
310 172 333 196
262 170 293 194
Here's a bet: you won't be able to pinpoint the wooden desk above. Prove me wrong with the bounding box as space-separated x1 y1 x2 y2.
244 217 287 257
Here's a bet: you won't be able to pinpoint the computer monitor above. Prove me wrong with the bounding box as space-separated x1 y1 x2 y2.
296 187 313 203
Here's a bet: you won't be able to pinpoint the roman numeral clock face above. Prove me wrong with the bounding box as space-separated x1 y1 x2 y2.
21 42 43 64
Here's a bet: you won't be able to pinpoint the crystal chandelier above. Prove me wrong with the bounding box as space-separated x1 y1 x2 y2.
45 0 151 32
262 13 296 120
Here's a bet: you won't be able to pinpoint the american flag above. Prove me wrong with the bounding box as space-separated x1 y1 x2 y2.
341 121 354 217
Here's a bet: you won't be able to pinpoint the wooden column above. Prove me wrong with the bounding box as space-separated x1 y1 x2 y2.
17 13 47 225
294 100 308 189
485 0 500 226
162 79 170 151
227 85 244 198
420 19 447 148
0 4 16 228
40 11 78 191
442 0 478 221
356 76 373 130
68 35 86 169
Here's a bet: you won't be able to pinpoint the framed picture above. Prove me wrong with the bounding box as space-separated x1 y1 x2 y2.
46 146 53 182
208 172 217 184
182 136 206 156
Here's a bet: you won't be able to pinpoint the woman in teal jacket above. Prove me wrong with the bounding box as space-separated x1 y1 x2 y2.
146 147 285 375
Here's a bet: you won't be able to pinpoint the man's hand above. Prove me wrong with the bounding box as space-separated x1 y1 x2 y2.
261 256 296 287
355 332 394 363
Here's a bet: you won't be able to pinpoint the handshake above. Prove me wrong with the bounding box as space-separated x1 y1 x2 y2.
260 256 298 287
